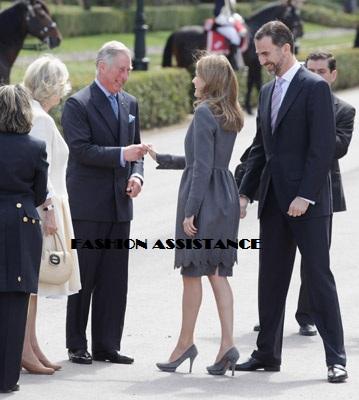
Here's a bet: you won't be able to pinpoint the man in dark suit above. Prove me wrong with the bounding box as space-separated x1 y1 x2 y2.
295 51 356 336
235 21 347 383
62 41 146 365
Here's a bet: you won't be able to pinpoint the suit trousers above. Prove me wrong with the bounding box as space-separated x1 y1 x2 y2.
0 292 29 391
66 220 130 353
252 185 346 367
295 216 333 326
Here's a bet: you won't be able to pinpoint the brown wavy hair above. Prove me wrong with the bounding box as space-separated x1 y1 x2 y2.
194 54 244 132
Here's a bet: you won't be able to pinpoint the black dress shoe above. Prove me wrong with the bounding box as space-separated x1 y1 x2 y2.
68 349 92 364
253 324 261 332
93 351 134 364
235 357 280 372
327 364 348 383
299 324 317 336
0 384 19 393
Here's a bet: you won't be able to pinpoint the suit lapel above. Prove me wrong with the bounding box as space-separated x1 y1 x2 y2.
90 82 118 141
118 92 129 147
264 80 275 135
273 67 305 133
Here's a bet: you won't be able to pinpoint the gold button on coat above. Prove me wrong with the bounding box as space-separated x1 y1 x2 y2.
17 276 21 282
32 219 36 224
16 203 22 208
23 216 28 222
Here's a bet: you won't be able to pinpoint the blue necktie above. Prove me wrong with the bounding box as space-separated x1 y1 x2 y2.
108 94 119 119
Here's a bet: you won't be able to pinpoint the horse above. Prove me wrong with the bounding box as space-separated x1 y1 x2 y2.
162 1 303 114
0 0 62 84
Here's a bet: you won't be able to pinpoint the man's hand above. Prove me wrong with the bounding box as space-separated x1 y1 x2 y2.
126 177 142 198
287 197 309 217
123 144 147 162
239 196 249 219
183 215 198 237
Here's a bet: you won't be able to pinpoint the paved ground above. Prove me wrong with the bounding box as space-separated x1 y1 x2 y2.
5 87 359 400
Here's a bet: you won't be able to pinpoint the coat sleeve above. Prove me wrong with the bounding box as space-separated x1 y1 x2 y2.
129 101 144 179
335 102 356 160
184 106 216 218
30 114 56 198
33 142 49 207
238 91 266 201
298 80 336 201
155 154 186 170
61 97 122 168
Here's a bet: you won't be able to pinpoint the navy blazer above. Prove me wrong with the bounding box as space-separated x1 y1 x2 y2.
331 95 356 212
239 66 336 219
0 133 48 293
62 82 144 222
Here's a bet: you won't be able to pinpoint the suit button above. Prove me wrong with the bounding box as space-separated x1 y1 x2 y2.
39 220 42 225
16 203 22 208
32 219 36 224
17 276 22 282
23 217 28 223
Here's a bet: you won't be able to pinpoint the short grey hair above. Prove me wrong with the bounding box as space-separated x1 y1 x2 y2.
0 84 33 134
23 54 71 105
96 41 132 69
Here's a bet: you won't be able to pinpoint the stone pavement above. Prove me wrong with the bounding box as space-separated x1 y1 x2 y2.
5 87 358 400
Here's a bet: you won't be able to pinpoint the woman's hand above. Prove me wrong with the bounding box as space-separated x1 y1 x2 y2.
183 215 198 237
43 209 57 236
143 144 157 161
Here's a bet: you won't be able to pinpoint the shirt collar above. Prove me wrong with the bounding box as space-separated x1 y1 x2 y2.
95 78 118 98
278 60 301 84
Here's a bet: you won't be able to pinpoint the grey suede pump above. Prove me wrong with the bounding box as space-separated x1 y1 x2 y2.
206 347 239 376
156 344 198 373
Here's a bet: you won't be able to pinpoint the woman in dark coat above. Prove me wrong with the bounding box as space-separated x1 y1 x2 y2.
0 84 48 393
147 54 244 376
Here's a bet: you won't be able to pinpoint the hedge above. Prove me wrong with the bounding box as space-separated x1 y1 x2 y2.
302 4 359 28
51 3 260 37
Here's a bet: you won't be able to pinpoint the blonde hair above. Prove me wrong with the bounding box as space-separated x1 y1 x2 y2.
194 54 243 132
23 54 71 105
0 84 33 133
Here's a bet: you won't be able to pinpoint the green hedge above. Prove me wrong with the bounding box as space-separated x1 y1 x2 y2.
51 3 260 37
51 68 192 130
302 4 359 28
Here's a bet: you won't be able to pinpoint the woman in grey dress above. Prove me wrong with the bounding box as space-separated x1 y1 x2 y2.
147 54 244 375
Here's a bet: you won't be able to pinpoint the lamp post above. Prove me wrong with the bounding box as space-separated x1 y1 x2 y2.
133 0 149 71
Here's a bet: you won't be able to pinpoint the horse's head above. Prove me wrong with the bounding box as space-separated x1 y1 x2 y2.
280 1 303 41
23 0 62 48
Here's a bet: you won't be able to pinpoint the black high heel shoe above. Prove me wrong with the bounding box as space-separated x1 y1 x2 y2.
156 344 198 373
206 347 239 376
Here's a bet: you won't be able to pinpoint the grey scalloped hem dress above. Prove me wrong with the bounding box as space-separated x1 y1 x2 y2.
156 103 240 277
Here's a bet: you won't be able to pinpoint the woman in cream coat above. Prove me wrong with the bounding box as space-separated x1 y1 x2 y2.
22 55 81 374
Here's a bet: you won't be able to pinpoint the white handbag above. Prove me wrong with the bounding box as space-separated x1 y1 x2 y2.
39 232 73 285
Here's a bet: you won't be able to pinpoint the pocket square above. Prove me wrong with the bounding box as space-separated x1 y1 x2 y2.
129 114 136 123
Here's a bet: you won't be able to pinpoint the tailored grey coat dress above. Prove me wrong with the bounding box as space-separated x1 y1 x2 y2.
156 103 240 276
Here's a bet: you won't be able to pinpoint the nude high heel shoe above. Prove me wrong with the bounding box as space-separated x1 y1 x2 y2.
21 359 55 375
206 347 239 376
156 344 198 373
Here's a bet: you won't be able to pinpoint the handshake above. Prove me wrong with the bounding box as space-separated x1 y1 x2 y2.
123 144 156 162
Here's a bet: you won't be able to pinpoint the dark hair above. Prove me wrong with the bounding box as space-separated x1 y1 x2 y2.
305 51 336 72
0 84 32 134
254 21 294 53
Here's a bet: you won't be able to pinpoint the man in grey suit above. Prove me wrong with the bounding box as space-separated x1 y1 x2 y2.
295 51 356 336
236 21 347 383
62 41 146 365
